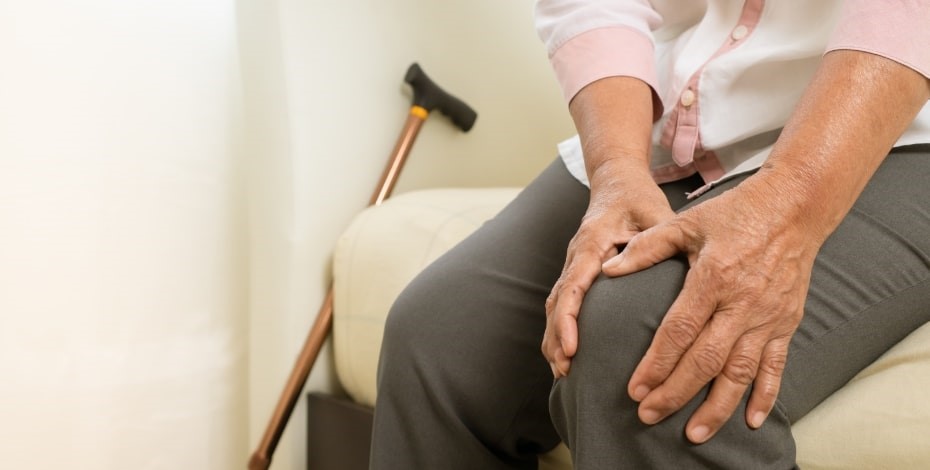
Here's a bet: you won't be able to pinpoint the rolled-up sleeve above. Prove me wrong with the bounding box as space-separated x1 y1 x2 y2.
534 0 664 114
826 0 930 81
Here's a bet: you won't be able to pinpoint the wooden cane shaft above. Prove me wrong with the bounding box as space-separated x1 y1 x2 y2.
249 107 428 469
370 108 427 206
249 289 334 470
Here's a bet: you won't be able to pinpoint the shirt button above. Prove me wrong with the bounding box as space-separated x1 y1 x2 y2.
731 25 749 40
680 89 696 107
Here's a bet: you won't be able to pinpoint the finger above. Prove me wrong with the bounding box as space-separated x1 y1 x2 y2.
636 311 740 424
542 326 571 378
561 223 623 272
541 325 557 363
628 269 717 402
555 303 579 358
602 223 689 277
685 333 763 443
746 336 790 429
552 347 572 378
552 251 605 358
612 231 639 247
612 219 648 247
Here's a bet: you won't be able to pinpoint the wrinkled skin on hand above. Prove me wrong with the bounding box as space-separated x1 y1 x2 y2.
601 179 820 444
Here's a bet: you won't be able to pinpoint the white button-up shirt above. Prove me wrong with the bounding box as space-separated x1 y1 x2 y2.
535 0 930 191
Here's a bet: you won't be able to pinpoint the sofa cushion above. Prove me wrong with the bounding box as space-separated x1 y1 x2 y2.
333 188 930 469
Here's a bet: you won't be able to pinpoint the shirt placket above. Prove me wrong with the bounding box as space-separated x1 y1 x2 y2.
656 0 765 196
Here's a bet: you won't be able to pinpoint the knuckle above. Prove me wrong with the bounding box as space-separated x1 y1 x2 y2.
660 391 688 412
690 345 727 380
702 393 735 419
570 224 617 258
722 352 758 385
661 316 702 352
540 337 554 359
568 231 595 252
758 350 787 377
545 293 557 312
754 380 780 402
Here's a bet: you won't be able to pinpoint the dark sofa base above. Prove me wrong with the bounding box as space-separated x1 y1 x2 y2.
307 392 375 470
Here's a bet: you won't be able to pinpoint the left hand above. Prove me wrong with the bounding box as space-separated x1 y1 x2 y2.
601 179 822 444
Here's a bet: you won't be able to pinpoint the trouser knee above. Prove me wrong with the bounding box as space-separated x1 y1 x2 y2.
549 267 675 453
549 261 797 468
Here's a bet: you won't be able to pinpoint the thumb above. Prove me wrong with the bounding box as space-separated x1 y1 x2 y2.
602 223 686 276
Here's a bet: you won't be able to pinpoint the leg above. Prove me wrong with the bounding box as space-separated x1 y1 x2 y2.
780 145 930 418
550 172 798 469
370 159 701 469
551 145 930 469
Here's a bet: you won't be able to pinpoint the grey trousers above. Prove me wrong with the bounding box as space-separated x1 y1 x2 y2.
370 145 930 469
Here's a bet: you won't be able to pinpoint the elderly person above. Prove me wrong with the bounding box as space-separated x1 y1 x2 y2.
371 1 930 468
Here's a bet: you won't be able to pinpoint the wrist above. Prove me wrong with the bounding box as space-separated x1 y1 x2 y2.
587 155 654 197
736 164 834 248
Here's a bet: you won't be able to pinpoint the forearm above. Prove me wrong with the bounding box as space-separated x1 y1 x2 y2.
568 76 655 185
544 78 670 378
743 50 930 243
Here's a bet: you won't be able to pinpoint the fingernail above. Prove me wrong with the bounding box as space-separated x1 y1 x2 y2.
602 254 623 270
640 408 661 424
689 425 710 443
631 385 650 402
750 411 766 429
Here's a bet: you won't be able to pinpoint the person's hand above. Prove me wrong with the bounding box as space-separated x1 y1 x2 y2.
542 158 675 378
601 179 822 444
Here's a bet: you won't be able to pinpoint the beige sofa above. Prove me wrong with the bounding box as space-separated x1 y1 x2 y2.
332 187 930 469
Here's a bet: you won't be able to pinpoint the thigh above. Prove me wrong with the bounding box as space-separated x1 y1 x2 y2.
376 159 591 464
383 158 701 407
779 144 930 419
375 158 703 463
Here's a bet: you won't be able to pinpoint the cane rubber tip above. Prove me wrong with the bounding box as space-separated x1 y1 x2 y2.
248 453 270 470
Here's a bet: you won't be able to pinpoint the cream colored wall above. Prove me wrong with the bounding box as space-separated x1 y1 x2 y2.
0 0 572 468
242 1 574 469
0 1 247 468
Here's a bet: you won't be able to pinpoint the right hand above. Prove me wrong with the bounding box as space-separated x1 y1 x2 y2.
542 158 675 378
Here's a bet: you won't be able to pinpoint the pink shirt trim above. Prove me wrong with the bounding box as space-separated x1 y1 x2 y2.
826 0 930 80
651 163 696 184
659 0 764 184
549 26 664 119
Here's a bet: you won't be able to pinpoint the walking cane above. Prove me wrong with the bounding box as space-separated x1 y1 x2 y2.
249 63 477 470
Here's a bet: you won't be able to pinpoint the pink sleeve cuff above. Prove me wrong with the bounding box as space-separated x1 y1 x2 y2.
826 0 930 80
549 26 664 119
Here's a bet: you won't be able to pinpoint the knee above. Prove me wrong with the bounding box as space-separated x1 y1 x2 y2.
549 261 688 440
378 264 483 388
379 272 443 369
572 262 688 380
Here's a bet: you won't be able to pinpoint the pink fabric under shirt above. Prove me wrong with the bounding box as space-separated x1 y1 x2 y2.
827 0 930 79
549 27 664 120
